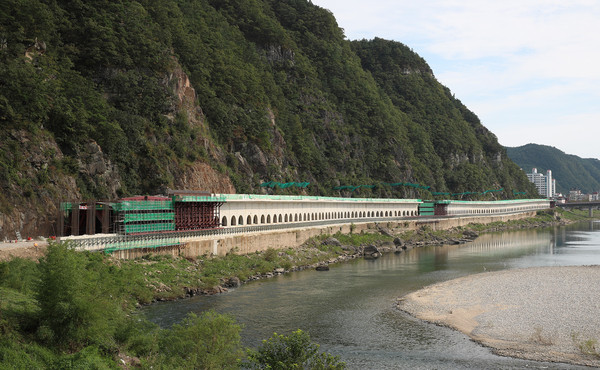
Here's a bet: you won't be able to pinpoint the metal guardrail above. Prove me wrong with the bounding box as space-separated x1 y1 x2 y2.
64 204 548 253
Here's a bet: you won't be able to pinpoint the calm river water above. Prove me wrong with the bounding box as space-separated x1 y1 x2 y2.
142 221 600 369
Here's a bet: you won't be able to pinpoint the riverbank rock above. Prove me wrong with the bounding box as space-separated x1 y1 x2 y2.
341 245 358 254
363 244 381 258
462 230 479 240
375 224 393 237
378 241 397 253
321 237 342 247
224 276 241 288
315 265 329 271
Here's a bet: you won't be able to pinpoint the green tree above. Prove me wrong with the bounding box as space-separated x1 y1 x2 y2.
155 310 244 369
35 242 125 351
246 329 345 369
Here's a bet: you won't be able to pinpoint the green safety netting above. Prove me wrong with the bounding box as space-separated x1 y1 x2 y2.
513 190 528 195
260 181 310 189
333 185 375 191
334 182 429 191
482 188 504 194
433 188 505 197
113 201 174 211
384 182 431 190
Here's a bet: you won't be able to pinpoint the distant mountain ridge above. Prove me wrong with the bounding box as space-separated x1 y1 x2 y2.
506 144 600 194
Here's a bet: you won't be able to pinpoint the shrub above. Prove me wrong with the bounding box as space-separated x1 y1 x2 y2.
155 311 244 369
245 329 345 369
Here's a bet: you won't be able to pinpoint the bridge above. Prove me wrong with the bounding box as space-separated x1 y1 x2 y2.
59 194 551 258
555 201 600 217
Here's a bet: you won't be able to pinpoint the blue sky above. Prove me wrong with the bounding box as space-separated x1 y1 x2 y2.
312 0 600 160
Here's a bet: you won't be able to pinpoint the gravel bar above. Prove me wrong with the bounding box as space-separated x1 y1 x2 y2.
398 266 600 367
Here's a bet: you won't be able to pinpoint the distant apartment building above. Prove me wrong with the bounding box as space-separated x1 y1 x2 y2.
527 168 556 198
593 192 599 201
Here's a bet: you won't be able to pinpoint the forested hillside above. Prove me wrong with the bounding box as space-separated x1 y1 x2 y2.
0 0 537 238
507 144 600 194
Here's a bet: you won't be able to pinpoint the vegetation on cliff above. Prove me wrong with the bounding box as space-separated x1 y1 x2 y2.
0 0 538 238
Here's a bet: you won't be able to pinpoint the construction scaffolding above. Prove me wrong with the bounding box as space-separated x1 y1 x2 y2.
58 201 114 236
59 191 225 239
113 198 176 235
174 196 223 230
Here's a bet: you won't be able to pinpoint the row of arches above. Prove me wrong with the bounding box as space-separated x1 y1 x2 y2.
220 209 418 227
447 204 545 215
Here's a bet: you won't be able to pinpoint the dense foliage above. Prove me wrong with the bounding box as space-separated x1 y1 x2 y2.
0 242 343 368
245 329 345 369
506 144 600 194
0 0 538 237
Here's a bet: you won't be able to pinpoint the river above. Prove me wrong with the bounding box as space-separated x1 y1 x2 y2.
141 221 600 369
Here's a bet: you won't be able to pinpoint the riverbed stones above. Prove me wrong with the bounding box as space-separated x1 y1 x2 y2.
398 266 600 367
321 237 341 247
363 244 381 258
224 276 241 288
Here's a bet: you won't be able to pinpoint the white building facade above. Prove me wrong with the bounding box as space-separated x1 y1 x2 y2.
527 168 556 198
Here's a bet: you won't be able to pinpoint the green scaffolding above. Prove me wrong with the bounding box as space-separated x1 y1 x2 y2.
115 200 176 235
260 181 310 189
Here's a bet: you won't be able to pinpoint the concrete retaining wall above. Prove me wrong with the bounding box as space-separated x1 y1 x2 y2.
110 211 536 259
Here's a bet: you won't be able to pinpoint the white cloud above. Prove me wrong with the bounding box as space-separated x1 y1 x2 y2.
312 0 600 159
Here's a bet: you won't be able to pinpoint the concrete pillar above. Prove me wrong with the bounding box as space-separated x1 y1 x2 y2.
590 206 594 218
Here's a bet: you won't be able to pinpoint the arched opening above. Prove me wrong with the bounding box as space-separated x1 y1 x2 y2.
238 215 244 225
267 214 271 223
278 214 282 223
222 216 228 226
261 215 265 224
273 214 277 223
247 215 252 225
285 214 288 222
294 214 298 222
253 215 258 224
231 216 237 226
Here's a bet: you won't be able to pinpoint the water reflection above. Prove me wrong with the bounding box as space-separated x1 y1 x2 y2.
142 224 600 369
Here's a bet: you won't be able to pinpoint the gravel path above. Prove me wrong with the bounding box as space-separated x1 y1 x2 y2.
398 266 600 367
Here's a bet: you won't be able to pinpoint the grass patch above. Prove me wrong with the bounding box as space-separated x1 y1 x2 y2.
529 326 554 345
332 232 393 246
571 333 600 358
572 333 600 358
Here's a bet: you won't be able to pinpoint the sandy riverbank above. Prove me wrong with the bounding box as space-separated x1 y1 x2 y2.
398 266 600 367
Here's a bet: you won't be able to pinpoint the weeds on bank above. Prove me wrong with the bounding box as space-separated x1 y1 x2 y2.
572 333 600 358
530 326 554 346
332 232 393 246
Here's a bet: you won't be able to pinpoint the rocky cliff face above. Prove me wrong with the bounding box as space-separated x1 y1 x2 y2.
0 131 79 239
0 63 235 239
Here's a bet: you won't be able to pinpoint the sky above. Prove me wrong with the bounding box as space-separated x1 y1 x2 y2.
311 0 600 160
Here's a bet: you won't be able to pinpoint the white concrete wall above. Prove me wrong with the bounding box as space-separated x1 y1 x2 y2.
446 200 549 215
217 195 421 227
217 196 550 228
